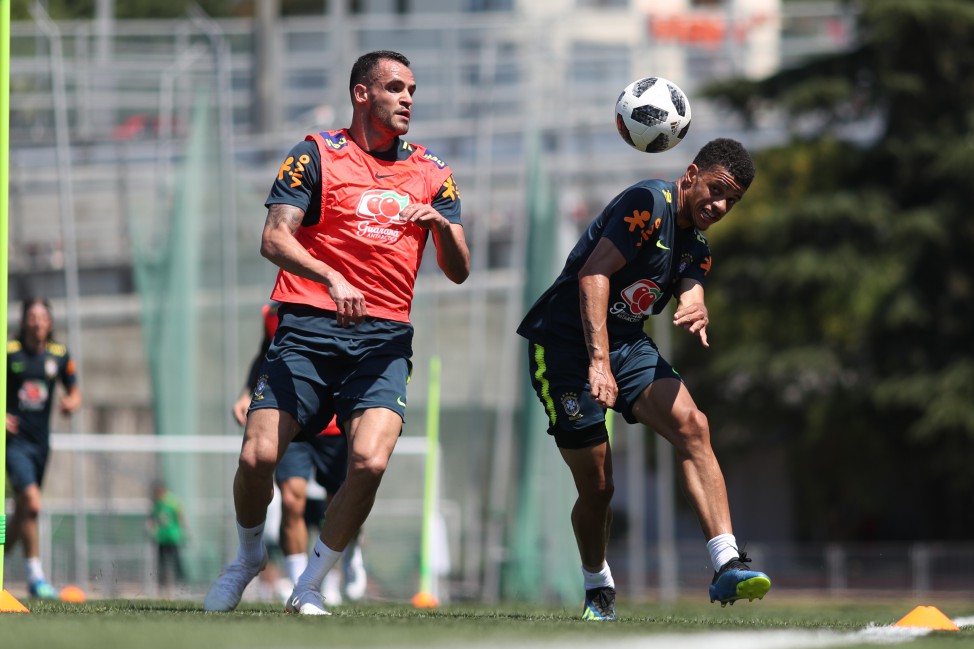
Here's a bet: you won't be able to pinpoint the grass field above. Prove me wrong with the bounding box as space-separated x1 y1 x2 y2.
3 596 974 649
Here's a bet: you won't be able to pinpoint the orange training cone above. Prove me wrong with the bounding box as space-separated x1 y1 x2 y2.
894 605 959 631
0 590 30 613
411 591 439 608
60 585 87 603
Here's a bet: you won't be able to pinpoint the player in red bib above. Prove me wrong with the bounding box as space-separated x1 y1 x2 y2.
205 51 469 615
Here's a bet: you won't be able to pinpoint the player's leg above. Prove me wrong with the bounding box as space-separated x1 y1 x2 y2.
204 407 298 612
285 326 409 615
632 378 731 539
559 442 614 571
312 432 366 601
630 377 770 605
14 484 56 598
287 407 400 615
7 443 57 599
559 438 618 621
320 407 399 552
527 341 616 620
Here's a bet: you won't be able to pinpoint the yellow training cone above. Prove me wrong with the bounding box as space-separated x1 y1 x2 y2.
894 605 959 631
0 590 29 613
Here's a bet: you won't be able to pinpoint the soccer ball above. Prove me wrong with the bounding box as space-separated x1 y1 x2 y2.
615 77 692 153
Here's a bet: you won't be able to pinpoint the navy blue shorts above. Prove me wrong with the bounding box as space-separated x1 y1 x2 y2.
526 335 682 448
275 434 348 495
249 303 413 440
5 439 49 491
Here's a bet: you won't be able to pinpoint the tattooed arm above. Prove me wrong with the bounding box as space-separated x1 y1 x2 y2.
260 203 367 326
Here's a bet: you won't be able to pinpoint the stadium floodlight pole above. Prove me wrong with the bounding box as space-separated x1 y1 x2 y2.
0 0 30 615
412 355 442 609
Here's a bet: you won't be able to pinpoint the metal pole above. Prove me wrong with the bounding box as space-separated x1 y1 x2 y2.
463 34 497 597
189 5 239 435
30 0 88 591
254 0 281 138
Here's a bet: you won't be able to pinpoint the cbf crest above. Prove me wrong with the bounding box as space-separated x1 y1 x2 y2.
561 392 583 421
252 374 270 402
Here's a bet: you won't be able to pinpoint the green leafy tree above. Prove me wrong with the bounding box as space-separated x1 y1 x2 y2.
687 0 974 541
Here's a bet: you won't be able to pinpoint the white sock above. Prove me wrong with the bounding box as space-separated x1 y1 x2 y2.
295 538 342 593
707 533 739 572
235 520 266 566
26 557 45 583
284 553 308 585
581 562 614 591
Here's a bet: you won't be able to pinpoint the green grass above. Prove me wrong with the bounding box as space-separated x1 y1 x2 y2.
2 596 973 649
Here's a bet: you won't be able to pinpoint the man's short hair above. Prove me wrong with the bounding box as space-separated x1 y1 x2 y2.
693 138 756 190
348 50 412 99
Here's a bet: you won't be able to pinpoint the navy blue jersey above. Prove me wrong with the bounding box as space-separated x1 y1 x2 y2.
6 339 77 447
517 179 712 344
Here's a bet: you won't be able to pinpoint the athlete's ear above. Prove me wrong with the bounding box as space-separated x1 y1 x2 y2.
352 83 369 105
681 164 699 189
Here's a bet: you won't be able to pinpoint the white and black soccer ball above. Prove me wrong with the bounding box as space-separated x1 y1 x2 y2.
615 77 692 153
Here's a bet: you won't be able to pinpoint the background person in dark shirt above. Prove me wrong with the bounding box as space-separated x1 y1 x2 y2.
5 297 82 599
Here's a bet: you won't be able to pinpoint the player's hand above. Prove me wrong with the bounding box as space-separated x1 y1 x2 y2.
673 303 710 348
588 361 618 409
325 272 368 327
59 392 82 415
232 393 251 426
6 413 20 434
400 204 448 231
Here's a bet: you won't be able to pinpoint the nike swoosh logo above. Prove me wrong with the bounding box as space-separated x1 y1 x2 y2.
396 396 406 407
375 172 394 179
314 548 320 557
656 240 670 250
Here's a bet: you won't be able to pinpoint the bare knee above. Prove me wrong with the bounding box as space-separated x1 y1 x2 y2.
279 480 307 520
673 408 712 457
17 488 42 518
238 436 280 481
577 472 615 508
347 452 389 485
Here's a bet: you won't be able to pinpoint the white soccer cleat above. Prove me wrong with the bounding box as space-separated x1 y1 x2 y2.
285 586 331 616
322 568 343 606
203 551 268 612
342 542 367 602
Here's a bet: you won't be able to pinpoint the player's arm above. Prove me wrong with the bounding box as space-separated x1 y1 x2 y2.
260 206 366 326
60 384 82 415
59 356 82 415
577 237 627 408
673 278 709 348
232 332 271 426
402 174 469 284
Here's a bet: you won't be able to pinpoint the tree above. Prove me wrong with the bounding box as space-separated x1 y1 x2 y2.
687 0 974 541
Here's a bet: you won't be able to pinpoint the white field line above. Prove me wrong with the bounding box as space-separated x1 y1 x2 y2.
465 620 974 649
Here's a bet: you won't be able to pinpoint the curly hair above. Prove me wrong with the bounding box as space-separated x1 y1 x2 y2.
692 138 756 190
348 50 412 99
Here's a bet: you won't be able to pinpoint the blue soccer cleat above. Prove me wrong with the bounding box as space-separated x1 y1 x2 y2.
28 579 59 600
581 586 616 620
708 551 771 607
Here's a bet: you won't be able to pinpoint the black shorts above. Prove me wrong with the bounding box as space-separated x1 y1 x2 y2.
5 439 49 491
249 303 414 440
275 434 348 495
525 335 682 448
